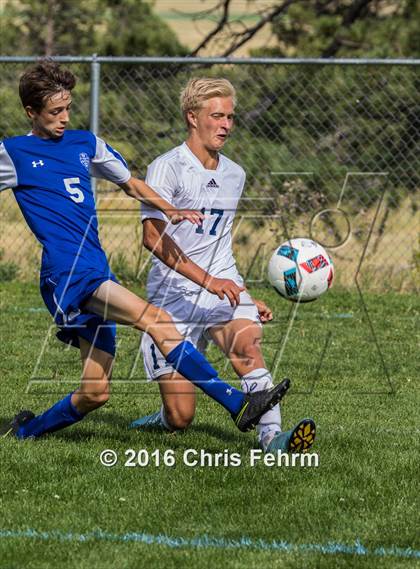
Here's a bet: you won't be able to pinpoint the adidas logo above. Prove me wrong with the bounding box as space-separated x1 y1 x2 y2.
206 178 219 189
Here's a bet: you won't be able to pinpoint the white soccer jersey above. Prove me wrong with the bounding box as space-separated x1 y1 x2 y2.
142 142 246 300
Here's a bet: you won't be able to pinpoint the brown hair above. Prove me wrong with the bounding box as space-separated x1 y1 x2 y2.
19 59 76 112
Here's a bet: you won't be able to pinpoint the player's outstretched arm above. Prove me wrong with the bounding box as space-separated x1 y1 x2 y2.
143 218 244 307
119 177 204 225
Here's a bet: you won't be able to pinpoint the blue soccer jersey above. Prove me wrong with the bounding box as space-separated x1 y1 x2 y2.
0 130 132 356
0 130 130 276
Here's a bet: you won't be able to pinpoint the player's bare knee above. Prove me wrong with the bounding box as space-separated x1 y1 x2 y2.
133 304 172 333
147 306 172 326
233 343 261 365
120 298 166 330
166 406 195 430
144 310 176 341
80 385 109 409
126 302 148 329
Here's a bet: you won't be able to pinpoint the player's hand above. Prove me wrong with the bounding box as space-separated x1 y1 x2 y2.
253 298 273 323
168 209 205 225
204 277 245 307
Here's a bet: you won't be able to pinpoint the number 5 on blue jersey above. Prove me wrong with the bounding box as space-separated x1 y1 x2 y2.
64 177 84 203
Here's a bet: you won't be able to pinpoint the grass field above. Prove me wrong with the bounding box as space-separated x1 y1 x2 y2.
0 282 419 568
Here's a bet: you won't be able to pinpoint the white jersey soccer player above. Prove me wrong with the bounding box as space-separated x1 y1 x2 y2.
132 78 316 453
141 141 259 373
143 141 245 300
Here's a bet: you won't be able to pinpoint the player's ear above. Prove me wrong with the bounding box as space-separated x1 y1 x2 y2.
187 110 198 130
25 106 37 120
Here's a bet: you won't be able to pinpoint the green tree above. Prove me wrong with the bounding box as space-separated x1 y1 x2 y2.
258 0 420 58
0 0 103 55
0 0 186 56
99 0 187 57
183 0 419 59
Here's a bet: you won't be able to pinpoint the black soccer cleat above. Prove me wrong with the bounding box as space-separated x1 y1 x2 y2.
0 410 35 439
232 378 290 432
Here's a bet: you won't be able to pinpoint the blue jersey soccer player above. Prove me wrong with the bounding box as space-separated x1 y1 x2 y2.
0 60 290 440
130 78 316 453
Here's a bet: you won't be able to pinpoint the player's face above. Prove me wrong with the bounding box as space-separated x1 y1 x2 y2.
193 97 234 151
27 90 72 139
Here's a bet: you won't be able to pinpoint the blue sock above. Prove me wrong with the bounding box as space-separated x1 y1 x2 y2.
166 341 244 414
16 393 85 439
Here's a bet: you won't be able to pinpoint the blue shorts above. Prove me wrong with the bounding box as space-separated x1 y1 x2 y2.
40 267 118 357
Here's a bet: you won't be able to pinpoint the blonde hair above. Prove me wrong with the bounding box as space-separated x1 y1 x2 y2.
180 77 236 127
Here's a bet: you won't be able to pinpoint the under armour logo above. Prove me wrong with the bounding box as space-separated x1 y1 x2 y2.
226 388 233 396
206 178 219 189
32 160 45 168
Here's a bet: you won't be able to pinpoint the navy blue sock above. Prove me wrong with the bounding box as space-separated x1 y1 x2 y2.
16 393 85 439
166 341 244 414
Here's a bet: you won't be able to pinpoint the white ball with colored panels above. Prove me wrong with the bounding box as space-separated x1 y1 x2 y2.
268 238 334 302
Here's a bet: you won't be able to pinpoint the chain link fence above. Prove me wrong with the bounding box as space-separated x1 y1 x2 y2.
0 57 418 291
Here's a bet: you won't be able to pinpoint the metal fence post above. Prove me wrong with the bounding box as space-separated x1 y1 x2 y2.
89 54 101 198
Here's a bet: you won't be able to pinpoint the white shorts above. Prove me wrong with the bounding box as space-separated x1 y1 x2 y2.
141 289 260 380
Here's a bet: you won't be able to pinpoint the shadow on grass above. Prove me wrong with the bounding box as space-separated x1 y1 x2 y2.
86 409 244 444
189 422 244 444
1 410 248 447
55 416 244 447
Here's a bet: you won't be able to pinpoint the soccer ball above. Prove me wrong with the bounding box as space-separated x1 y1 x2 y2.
268 238 334 302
